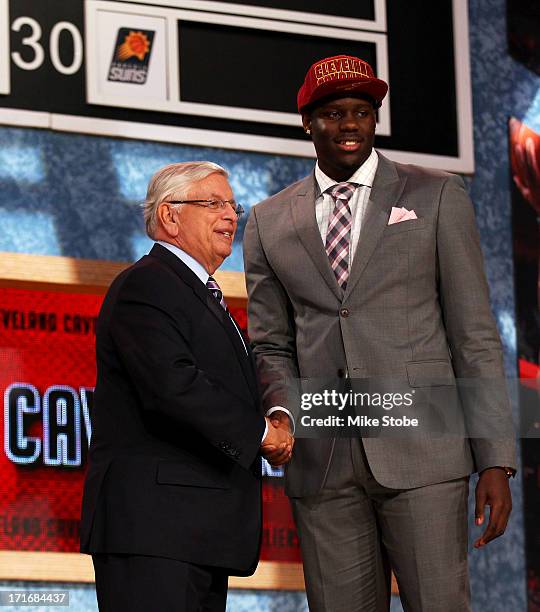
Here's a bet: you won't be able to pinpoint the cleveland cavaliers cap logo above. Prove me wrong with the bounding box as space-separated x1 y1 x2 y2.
107 28 155 84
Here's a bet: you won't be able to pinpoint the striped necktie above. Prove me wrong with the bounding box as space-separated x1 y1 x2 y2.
206 276 228 311
325 182 357 290
207 276 249 355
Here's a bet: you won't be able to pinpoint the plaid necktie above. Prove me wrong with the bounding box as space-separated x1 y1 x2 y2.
325 182 357 290
206 276 228 311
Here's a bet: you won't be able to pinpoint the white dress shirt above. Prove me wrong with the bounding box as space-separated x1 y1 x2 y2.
315 148 378 264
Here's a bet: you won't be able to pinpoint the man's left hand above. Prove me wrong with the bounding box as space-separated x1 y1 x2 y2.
473 467 513 548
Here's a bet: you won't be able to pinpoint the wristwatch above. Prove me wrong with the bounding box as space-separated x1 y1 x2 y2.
496 466 516 479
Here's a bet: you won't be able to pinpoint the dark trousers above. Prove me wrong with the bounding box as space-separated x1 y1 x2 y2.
92 553 228 612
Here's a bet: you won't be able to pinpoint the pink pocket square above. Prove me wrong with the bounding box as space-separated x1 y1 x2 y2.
388 206 418 225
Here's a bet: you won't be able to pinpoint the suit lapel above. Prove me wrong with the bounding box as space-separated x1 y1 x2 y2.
290 173 343 301
149 244 223 326
344 154 407 299
148 244 258 401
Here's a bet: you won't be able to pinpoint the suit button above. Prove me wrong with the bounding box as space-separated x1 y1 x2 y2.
340 308 350 318
337 368 345 378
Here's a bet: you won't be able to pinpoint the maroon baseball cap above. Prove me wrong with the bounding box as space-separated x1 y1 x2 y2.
297 55 388 113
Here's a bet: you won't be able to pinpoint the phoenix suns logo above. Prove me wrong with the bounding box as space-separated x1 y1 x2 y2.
108 28 155 84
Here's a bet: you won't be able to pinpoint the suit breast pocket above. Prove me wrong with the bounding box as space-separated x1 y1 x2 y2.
383 217 426 237
382 218 426 255
156 460 230 489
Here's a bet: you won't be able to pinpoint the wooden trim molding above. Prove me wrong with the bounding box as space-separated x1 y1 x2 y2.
0 252 247 302
229 562 305 590
0 551 398 593
0 552 305 590
0 252 126 293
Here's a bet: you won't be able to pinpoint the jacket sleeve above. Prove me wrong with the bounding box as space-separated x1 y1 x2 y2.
243 207 302 423
436 174 517 472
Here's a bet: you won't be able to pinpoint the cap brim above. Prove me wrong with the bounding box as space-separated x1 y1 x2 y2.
300 78 388 112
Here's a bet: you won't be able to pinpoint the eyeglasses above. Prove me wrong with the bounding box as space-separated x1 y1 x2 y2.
168 199 245 219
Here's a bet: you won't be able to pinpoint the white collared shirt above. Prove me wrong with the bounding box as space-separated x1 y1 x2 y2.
314 148 378 265
157 240 209 284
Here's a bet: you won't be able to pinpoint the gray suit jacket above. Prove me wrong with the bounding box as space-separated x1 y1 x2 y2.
244 153 516 496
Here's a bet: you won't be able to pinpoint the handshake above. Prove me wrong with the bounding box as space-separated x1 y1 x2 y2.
260 412 294 467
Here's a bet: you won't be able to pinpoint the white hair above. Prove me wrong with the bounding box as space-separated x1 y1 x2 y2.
143 161 228 239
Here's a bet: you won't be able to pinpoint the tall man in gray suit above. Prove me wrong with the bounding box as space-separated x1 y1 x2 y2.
243 55 516 611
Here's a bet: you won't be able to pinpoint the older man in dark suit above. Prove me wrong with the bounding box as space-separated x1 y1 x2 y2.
244 55 516 611
80 161 292 612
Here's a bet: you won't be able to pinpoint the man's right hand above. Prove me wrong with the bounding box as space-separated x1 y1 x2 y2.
261 417 294 467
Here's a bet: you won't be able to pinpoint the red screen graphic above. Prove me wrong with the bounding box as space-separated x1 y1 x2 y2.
0 288 100 552
0 289 300 562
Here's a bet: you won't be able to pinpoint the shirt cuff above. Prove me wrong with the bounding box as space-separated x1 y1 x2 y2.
266 406 295 434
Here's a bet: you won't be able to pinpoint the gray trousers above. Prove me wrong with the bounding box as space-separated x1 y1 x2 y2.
291 439 470 612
